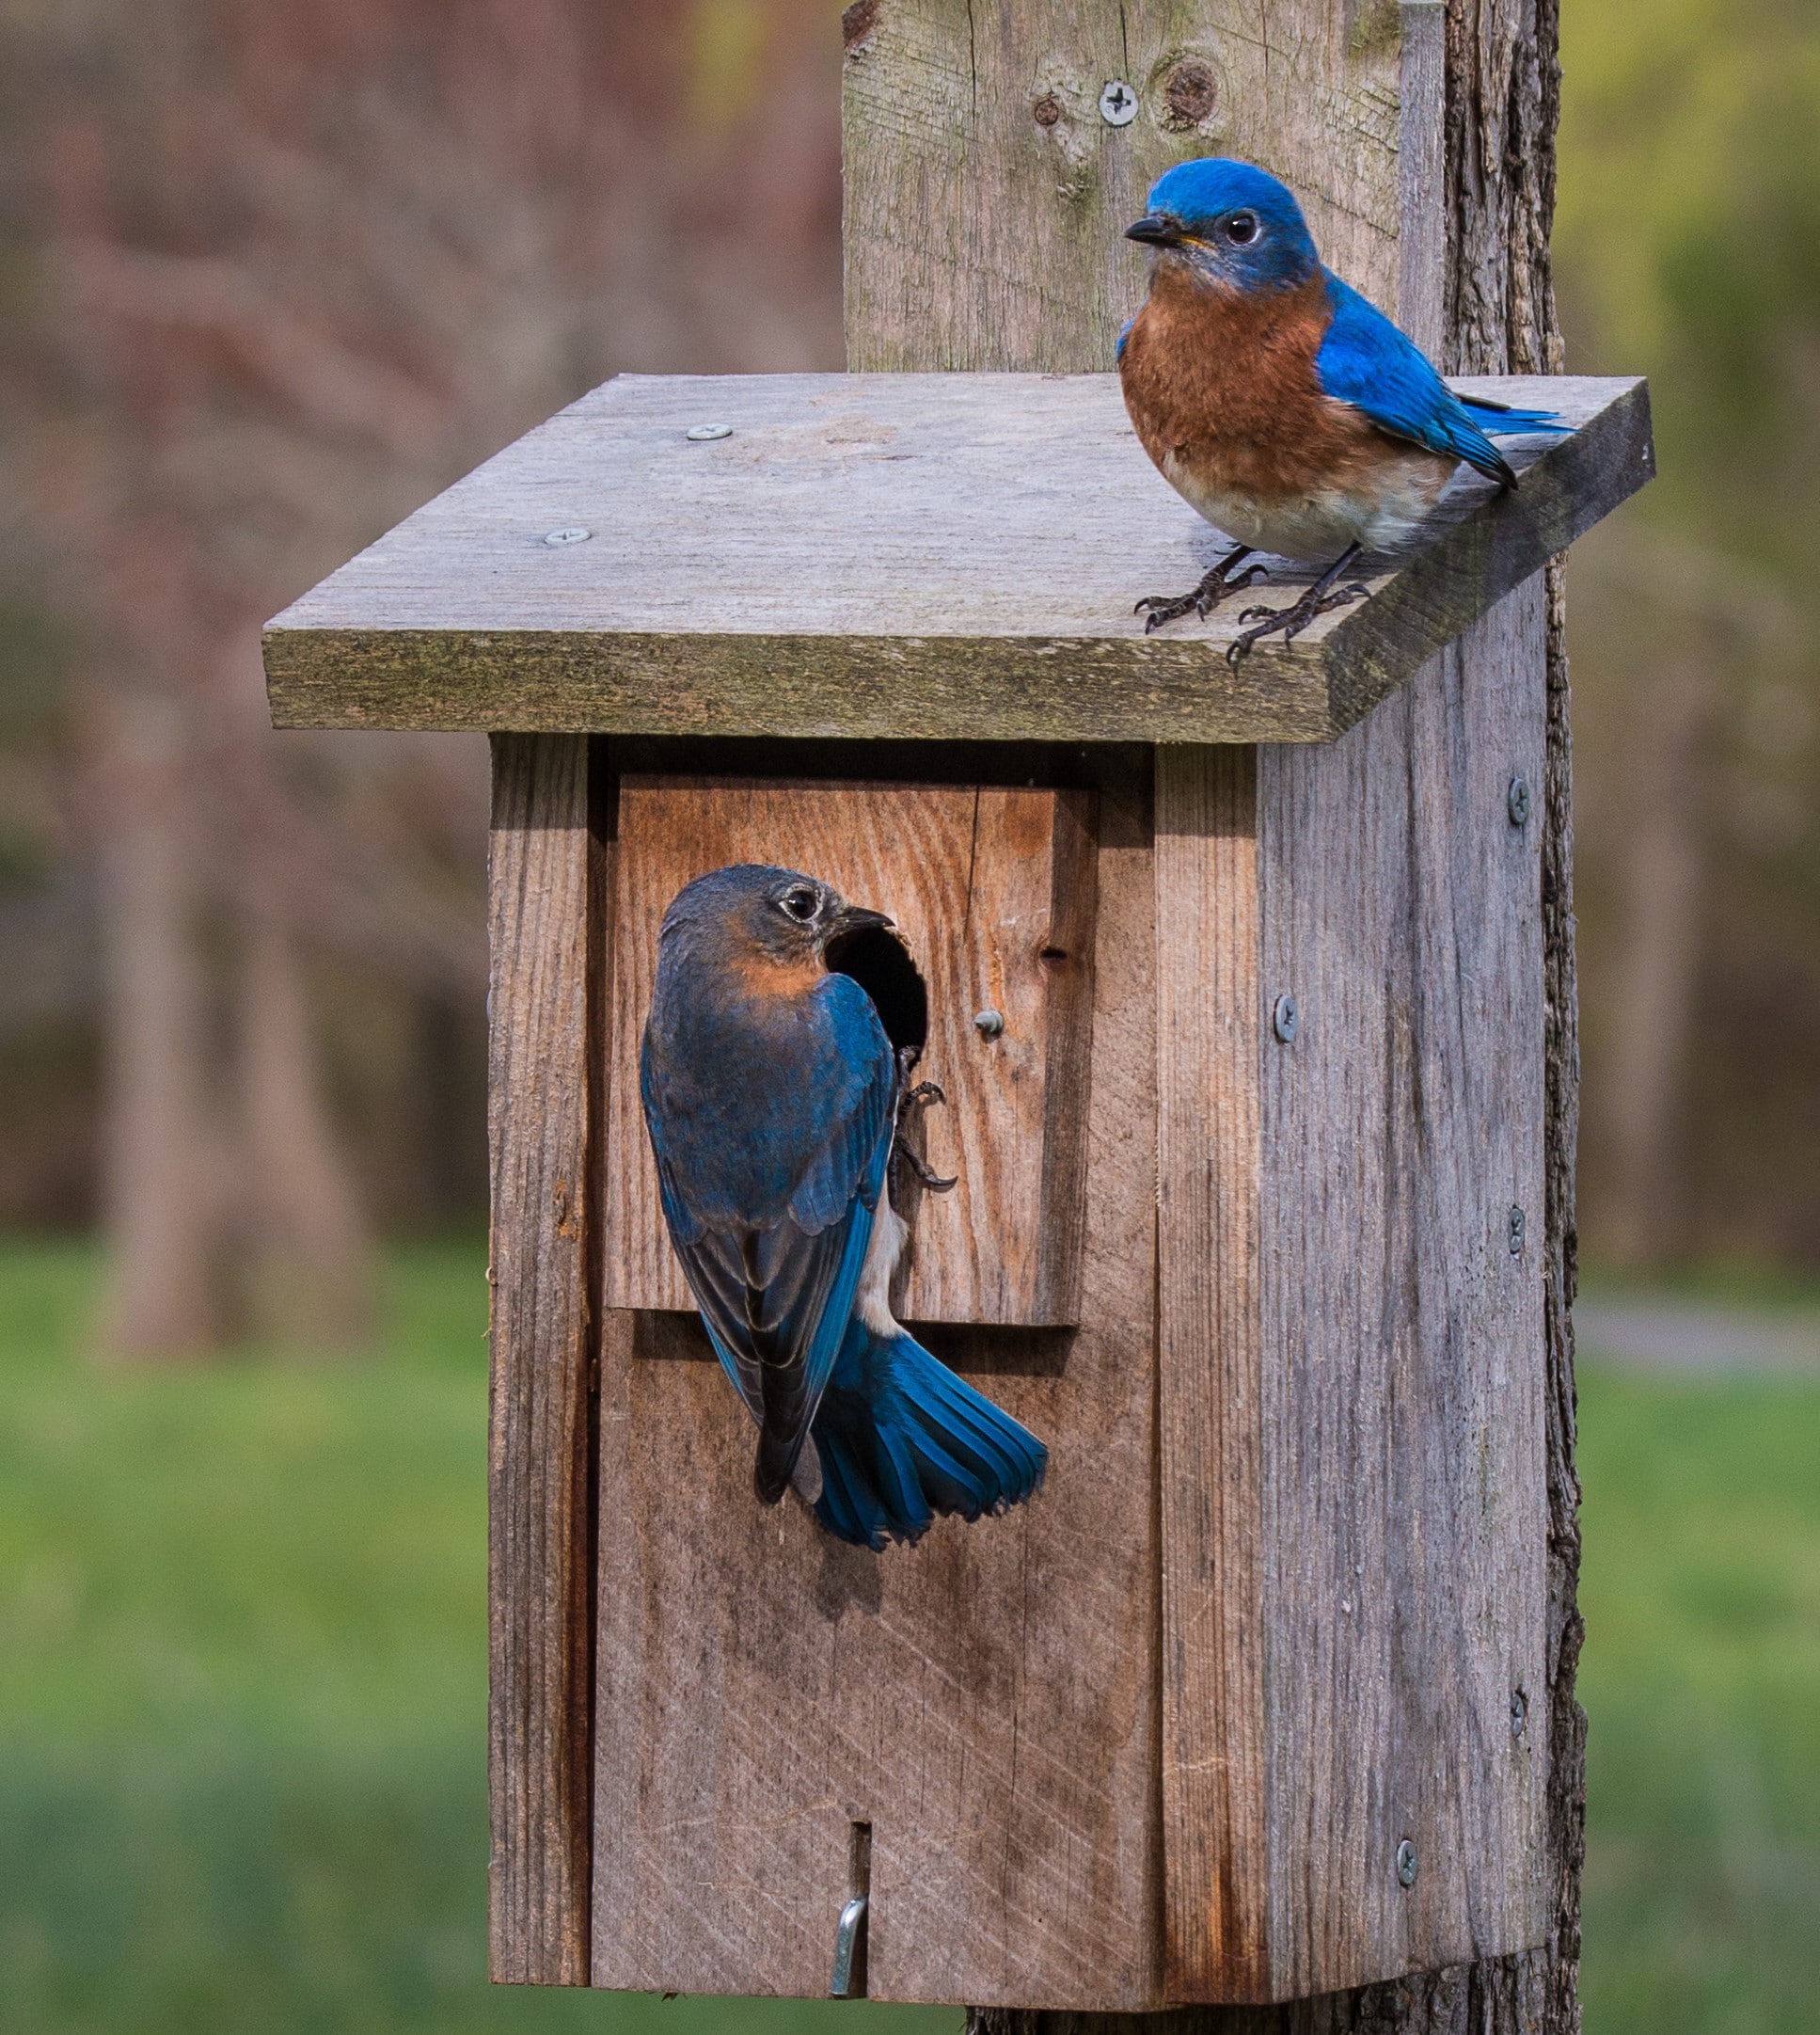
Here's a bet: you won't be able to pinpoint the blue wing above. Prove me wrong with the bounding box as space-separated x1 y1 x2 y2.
1314 271 1565 487
642 972 895 1482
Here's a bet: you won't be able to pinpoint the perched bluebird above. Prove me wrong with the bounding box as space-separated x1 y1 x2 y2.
640 863 1048 1550
1117 157 1566 660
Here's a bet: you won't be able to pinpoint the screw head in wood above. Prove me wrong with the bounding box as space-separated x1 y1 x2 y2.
1032 92 1063 128
973 1008 1005 1039
1098 78 1138 125
1508 772 1533 826
543 526 592 546
1397 1839 1418 1888
1273 993 1299 1044
686 422 735 441
1508 1205 1526 1255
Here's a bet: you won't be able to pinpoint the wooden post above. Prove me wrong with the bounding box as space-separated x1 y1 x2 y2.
842 3 1581 2031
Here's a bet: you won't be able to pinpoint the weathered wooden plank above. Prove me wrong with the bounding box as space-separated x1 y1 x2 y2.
1396 0 1448 356
261 372 1651 744
842 0 1403 373
1245 582 1550 2000
1154 743 1268 2000
591 748 1161 2009
487 733 601 1984
599 773 1097 1326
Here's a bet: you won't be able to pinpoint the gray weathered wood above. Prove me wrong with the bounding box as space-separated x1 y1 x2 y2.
1154 744 1268 2000
599 773 1097 1325
486 733 600 1984
591 750 1163 2008
1247 581 1550 1999
841 0 1404 373
263 371 1650 746
1397 0 1448 356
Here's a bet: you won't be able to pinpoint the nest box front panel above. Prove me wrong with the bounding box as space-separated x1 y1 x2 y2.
591 754 1159 2009
601 774 1097 1326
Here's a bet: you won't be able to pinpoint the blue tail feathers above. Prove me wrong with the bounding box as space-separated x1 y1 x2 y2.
1457 394 1568 436
811 1319 1048 1550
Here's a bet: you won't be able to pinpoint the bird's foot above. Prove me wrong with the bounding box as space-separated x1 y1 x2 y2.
1134 548 1266 635
1225 577 1369 667
894 1137 957 1193
894 1073 957 1192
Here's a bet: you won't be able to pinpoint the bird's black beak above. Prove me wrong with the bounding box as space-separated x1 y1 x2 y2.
1125 213 1183 247
831 903 894 936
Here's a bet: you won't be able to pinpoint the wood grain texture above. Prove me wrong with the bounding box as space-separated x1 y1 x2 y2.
591 751 1163 2009
262 371 1650 746
600 773 1097 1326
1250 581 1550 1999
842 0 1403 374
1397 0 1448 357
1154 745 1267 2000
487 734 601 1984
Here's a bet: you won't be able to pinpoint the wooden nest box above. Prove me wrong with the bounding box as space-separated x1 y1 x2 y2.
263 1 1650 2015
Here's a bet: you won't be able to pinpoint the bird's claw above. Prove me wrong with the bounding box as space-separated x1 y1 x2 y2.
894 1138 957 1193
893 1073 957 1193
1133 556 1267 635
1225 580 1369 666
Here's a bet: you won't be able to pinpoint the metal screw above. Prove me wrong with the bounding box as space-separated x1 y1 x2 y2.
1511 1687 1528 1738
973 1008 1005 1039
685 422 734 441
543 526 592 547
1396 1839 1419 1888
1098 78 1138 125
1273 993 1299 1044
1032 92 1063 128
1508 772 1533 827
1508 1206 1526 1255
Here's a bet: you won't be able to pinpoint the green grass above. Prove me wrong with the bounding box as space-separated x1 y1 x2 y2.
0 1240 1813 2034
1575 1359 1820 2034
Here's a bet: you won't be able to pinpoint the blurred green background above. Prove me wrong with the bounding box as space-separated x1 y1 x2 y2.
1 0 1817 2028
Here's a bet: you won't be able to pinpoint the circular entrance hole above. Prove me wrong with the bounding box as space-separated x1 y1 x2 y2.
826 924 928 1064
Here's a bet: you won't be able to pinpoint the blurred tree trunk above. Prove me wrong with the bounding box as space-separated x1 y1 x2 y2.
1597 637 1714 1268
99 699 223 1356
236 903 374 1348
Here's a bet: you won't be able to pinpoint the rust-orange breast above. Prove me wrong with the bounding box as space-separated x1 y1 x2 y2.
1119 267 1405 504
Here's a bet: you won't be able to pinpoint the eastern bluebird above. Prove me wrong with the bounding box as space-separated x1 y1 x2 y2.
1118 157 1566 660
640 863 1048 1550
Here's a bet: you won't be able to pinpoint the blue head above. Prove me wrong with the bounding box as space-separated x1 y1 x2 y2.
1126 158 1320 294
657 864 891 973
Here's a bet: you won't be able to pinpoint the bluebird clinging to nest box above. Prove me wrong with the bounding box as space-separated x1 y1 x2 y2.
1117 157 1566 660
640 863 1048 1550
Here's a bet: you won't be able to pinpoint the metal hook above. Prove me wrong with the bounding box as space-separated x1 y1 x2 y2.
830 1894 869 1998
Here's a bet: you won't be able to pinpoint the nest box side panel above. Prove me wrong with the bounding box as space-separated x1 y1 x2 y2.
600 775 1096 1327
1252 587 1552 1998
590 756 1161 2011
486 734 602 1984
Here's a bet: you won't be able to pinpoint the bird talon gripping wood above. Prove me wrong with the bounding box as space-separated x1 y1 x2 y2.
1117 158 1568 642
640 865 1047 1550
1134 543 1268 632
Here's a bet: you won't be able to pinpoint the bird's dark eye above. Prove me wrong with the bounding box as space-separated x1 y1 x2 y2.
780 886 818 923
1227 211 1258 245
